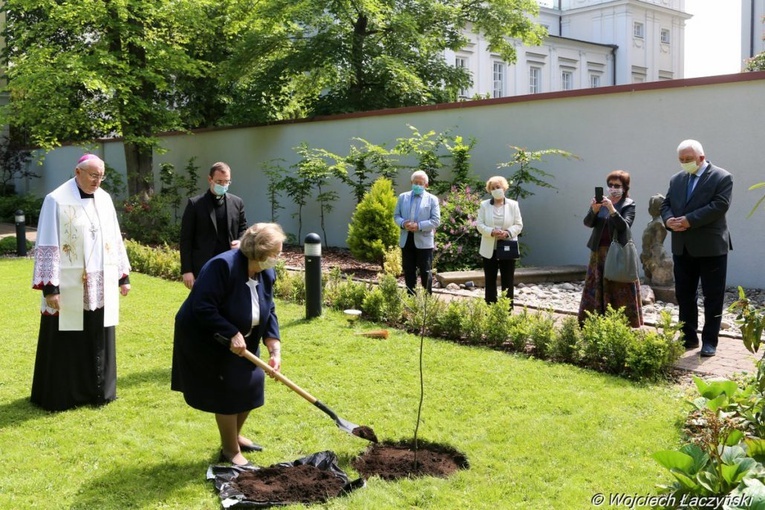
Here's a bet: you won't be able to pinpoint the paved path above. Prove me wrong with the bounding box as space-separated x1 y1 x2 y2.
1 223 757 379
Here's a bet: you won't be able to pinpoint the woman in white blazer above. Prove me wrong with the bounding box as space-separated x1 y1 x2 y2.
476 176 523 306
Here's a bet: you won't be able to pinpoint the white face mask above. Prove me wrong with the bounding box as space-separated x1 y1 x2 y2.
491 188 505 200
681 161 700 174
608 187 623 198
259 256 278 270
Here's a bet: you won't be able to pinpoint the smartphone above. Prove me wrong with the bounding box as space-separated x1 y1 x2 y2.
595 186 604 203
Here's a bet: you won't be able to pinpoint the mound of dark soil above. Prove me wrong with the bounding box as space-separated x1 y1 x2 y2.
232 464 346 505
352 439 469 481
212 451 364 507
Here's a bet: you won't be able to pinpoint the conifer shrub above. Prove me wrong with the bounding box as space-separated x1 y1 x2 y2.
347 177 398 268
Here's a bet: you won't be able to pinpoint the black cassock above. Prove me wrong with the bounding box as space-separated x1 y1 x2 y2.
31 309 116 412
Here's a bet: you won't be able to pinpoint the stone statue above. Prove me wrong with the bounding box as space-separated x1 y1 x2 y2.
641 194 674 286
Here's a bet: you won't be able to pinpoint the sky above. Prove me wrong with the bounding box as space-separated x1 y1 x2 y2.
683 0 743 77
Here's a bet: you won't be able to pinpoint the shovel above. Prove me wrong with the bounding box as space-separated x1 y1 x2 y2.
214 333 378 443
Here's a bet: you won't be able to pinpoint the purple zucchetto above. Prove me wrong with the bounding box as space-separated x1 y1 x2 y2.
77 154 99 164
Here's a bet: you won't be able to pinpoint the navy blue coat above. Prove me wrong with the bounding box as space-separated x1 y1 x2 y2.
171 249 280 414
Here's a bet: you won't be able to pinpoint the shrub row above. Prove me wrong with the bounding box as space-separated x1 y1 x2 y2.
124 240 182 282
124 242 683 381
275 267 685 381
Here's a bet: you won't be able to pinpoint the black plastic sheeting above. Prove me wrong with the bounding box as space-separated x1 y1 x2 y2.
207 450 365 508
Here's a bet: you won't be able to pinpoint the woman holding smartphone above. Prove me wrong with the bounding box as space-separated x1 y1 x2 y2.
578 170 643 327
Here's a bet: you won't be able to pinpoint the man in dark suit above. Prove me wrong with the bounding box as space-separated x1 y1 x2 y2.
660 140 733 357
180 162 248 289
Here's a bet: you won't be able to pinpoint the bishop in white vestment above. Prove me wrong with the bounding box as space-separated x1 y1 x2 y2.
31 154 131 411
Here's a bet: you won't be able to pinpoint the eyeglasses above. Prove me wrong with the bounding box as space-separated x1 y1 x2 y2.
213 180 232 186
607 183 623 189
83 172 106 182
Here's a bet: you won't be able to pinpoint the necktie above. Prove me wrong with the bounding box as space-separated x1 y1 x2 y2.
686 173 698 201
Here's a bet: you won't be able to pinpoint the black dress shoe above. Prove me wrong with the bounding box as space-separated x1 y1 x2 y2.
683 342 700 350
218 450 253 467
700 345 717 357
239 442 263 452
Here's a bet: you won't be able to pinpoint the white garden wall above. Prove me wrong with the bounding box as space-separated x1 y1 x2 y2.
20 71 765 288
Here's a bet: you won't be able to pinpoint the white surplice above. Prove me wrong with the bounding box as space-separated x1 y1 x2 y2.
32 178 131 330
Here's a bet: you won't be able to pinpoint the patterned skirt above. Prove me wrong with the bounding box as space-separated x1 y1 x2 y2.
578 246 643 328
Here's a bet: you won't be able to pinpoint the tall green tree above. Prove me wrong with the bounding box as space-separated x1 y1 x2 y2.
228 0 545 116
0 0 220 195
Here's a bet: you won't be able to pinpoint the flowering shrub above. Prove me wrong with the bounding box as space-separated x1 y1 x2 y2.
434 185 483 272
120 193 179 246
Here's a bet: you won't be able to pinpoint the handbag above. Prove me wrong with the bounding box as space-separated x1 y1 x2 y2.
603 226 639 283
496 239 520 260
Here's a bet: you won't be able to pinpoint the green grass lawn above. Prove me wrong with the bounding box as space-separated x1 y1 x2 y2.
0 257 685 509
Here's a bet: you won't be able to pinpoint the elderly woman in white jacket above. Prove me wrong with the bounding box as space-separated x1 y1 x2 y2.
476 176 524 306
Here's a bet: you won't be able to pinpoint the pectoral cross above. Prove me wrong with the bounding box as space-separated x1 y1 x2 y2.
89 224 98 240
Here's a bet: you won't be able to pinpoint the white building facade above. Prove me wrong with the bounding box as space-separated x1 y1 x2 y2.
742 0 765 64
447 0 691 98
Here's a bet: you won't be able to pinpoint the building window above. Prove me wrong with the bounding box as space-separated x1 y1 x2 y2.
455 56 470 98
529 66 541 94
493 62 505 98
661 28 670 44
631 65 647 83
561 71 573 91
590 74 601 88
633 22 644 39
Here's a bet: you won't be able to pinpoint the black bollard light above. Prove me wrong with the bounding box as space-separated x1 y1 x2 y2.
15 209 27 256
304 233 322 319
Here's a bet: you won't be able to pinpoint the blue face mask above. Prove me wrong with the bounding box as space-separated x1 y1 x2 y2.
213 183 229 196
412 184 424 196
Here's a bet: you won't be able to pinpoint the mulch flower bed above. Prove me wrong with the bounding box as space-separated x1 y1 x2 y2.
282 245 381 281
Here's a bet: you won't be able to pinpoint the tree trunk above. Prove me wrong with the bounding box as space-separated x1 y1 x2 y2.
349 14 368 111
123 141 153 196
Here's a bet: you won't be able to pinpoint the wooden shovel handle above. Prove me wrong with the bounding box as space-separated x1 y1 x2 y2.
241 349 318 404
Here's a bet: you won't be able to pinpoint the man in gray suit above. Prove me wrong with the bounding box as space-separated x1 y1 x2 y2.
393 170 441 295
660 140 733 357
